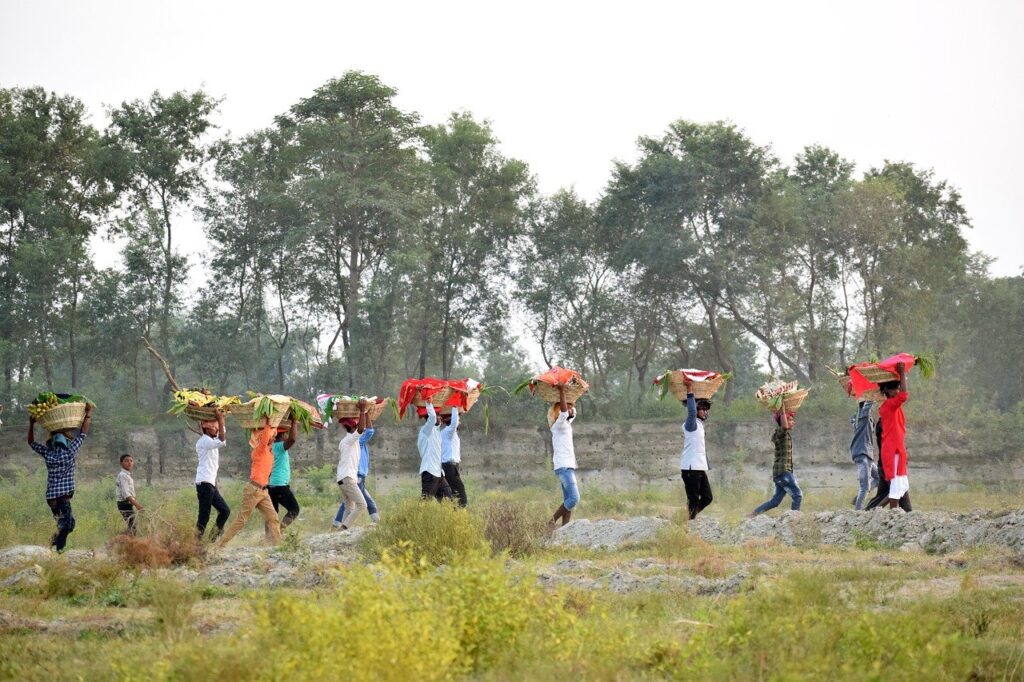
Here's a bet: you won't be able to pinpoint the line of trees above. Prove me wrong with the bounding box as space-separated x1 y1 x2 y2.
2 72 1022 427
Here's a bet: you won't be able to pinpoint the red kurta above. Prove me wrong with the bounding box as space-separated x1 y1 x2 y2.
878 391 908 480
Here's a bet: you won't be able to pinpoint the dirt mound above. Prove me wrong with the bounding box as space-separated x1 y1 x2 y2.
551 517 669 549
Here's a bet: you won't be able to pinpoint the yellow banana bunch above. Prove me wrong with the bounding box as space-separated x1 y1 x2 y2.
27 392 60 418
215 395 240 408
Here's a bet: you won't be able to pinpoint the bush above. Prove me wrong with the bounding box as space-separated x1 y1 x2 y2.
361 498 487 565
481 497 547 558
109 535 173 568
38 557 128 603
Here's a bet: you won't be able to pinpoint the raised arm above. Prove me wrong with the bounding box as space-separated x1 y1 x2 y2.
284 418 298 450
79 403 94 436
683 376 697 432
557 384 568 414
449 407 459 430
356 398 368 435
425 398 437 425
27 416 36 446
217 409 227 445
896 362 908 394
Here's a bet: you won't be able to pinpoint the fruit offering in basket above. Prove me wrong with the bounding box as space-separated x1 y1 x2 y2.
755 379 809 413
27 391 94 433
168 388 241 421
317 393 389 423
514 366 589 404
653 369 728 401
846 352 934 399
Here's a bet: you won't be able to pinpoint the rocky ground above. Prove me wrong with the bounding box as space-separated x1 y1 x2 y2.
2 510 1022 598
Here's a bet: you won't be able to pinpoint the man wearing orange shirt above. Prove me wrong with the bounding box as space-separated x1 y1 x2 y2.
217 418 282 546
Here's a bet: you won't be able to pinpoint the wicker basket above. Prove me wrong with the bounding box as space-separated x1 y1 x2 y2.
853 364 900 384
534 380 588 404
331 399 388 422
229 400 290 429
440 386 481 415
36 402 87 433
832 372 883 402
666 372 725 401
184 404 220 422
781 389 810 413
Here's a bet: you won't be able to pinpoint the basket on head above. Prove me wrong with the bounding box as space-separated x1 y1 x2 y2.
331 399 387 422
36 402 87 433
183 404 220 422
666 372 725 401
440 386 481 415
534 381 588 404
229 399 291 429
831 371 883 402
853 364 900 385
781 389 810 414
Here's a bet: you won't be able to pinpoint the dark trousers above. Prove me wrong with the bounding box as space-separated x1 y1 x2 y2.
681 470 713 520
268 485 300 527
420 472 453 502
864 477 912 511
46 494 75 551
196 482 231 538
117 500 137 535
442 462 467 507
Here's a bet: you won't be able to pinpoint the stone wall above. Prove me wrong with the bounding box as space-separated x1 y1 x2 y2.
3 413 1022 495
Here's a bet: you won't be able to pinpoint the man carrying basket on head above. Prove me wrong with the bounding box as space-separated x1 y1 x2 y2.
27 403 93 552
679 375 715 520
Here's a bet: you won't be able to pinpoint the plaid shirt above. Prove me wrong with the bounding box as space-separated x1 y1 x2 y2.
31 433 86 499
771 427 793 477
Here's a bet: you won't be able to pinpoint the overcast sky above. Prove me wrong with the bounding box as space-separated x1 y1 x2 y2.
2 0 1022 278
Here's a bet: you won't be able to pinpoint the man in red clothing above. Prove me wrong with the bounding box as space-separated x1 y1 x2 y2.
217 419 282 546
878 362 910 510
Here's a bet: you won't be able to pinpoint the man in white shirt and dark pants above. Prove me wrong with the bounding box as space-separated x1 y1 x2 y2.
440 407 466 507
195 411 231 541
680 376 714 520
549 384 579 528
417 387 452 501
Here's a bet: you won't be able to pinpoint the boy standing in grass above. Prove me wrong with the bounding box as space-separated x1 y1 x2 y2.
217 418 282 547
749 410 803 516
27 403 93 552
335 400 369 530
116 454 143 535
851 400 879 510
266 420 300 536
195 412 231 542
878 362 911 510
549 383 579 528
441 407 467 507
680 376 714 520
333 411 381 528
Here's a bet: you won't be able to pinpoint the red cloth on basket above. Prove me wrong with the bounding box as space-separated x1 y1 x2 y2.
398 378 470 419
529 366 585 395
847 353 917 399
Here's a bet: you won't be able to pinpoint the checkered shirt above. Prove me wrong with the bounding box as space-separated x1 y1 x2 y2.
771 427 793 477
31 433 86 499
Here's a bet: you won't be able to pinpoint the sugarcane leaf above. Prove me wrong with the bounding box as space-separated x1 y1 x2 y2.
914 353 936 379
511 378 533 395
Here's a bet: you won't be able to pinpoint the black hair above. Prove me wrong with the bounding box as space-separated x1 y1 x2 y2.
119 453 132 463
696 399 713 410
879 380 900 392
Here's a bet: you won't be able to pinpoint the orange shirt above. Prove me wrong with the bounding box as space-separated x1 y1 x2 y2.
249 424 275 486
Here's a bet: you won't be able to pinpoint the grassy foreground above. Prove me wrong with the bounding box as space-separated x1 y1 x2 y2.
0 471 1023 681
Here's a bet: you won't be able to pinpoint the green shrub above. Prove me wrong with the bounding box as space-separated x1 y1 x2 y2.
361 498 487 565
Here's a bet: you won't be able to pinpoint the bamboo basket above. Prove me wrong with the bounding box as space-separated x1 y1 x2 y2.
832 372 883 402
183 404 220 422
440 386 481 415
781 389 810 413
853 364 900 384
331 400 388 422
279 400 325 431
666 372 725 401
36 402 87 433
534 380 588 404
411 387 462 410
229 400 290 429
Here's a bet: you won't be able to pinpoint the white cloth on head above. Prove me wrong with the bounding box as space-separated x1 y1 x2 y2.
195 434 225 485
550 410 577 470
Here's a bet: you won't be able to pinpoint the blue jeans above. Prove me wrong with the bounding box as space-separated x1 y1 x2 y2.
853 455 879 510
555 468 579 510
334 474 378 524
753 472 803 514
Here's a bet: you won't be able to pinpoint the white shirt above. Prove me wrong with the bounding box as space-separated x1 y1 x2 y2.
680 418 708 471
337 430 361 481
418 402 443 476
116 469 135 501
550 411 577 470
441 408 461 464
195 434 225 485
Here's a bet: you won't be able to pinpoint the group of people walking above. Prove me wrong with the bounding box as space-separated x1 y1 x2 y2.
25 363 915 551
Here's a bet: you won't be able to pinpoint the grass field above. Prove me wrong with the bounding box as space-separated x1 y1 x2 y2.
1 470 1023 681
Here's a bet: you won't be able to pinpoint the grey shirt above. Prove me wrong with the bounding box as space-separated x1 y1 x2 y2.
850 401 874 460
116 468 135 502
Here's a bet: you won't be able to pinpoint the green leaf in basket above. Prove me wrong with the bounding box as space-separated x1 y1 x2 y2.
913 354 935 379
289 399 314 435
511 378 533 395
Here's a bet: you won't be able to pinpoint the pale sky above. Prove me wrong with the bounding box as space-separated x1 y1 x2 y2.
2 0 1022 279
